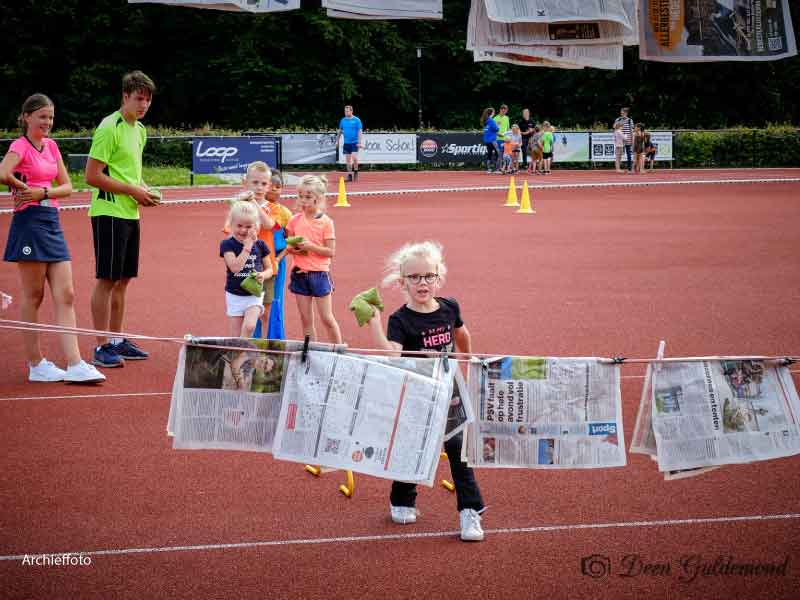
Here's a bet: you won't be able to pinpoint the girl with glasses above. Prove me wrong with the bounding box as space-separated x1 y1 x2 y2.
367 240 485 542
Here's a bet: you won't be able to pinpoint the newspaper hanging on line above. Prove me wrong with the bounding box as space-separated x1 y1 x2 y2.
651 360 800 472
168 338 344 452
322 0 442 20
465 357 626 468
128 0 300 12
639 0 798 62
348 353 474 442
272 350 454 485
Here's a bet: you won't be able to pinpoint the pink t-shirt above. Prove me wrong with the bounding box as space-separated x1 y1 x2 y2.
287 212 335 272
8 136 62 211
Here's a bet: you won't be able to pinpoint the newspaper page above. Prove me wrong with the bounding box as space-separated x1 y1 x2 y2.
639 0 798 62
465 357 626 469
651 360 800 471
322 0 442 20
129 0 300 12
169 338 343 452
272 351 453 485
468 0 636 47
473 50 586 69
483 0 634 28
349 354 474 441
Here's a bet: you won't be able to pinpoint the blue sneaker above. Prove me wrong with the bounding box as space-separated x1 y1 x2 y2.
113 338 149 360
93 343 124 368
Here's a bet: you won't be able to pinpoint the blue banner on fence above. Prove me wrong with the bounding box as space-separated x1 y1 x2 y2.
192 136 280 174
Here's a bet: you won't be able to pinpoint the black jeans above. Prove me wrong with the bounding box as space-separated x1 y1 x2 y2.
485 142 499 170
520 136 532 167
390 432 484 513
624 144 633 171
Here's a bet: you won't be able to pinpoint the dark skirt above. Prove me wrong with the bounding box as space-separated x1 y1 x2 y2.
3 205 70 262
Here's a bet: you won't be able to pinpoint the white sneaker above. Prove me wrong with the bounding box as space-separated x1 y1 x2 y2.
64 360 106 384
390 505 418 524
29 358 67 382
459 509 484 542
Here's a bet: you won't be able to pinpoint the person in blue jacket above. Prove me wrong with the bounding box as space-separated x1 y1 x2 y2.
480 107 500 173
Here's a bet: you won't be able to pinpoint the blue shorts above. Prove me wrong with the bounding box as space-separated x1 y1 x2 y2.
3 205 70 263
342 142 359 155
289 269 333 297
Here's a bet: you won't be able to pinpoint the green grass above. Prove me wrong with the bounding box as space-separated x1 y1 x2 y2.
2 166 228 193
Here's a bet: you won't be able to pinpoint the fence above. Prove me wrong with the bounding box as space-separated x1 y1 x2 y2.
1 129 798 178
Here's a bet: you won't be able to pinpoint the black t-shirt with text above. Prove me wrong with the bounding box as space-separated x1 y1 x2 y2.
219 237 270 296
387 297 464 355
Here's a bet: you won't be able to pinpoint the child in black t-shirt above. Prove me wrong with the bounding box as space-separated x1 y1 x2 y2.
220 200 272 338
367 240 485 542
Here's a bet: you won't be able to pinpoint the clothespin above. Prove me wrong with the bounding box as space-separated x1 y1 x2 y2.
779 357 796 366
611 356 626 364
184 334 196 344
301 335 310 363
441 349 449 373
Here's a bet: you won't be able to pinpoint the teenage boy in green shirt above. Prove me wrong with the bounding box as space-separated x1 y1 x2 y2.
85 70 160 368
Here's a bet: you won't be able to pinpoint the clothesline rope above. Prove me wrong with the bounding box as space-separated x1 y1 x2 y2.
1 319 797 367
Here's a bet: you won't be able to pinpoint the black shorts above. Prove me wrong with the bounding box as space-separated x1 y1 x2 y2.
542 151 553 159
91 215 140 280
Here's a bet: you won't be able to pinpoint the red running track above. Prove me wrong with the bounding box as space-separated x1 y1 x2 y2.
1 173 799 599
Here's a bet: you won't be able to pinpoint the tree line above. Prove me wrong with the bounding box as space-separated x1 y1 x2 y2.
2 0 799 132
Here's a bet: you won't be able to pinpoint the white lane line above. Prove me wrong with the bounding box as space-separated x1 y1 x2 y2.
1 513 798 561
0 391 169 402
2 177 799 214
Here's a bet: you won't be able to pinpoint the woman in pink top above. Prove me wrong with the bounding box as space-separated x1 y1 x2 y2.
285 174 342 344
0 94 104 384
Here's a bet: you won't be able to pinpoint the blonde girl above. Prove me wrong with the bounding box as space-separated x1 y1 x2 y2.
220 200 273 338
285 174 342 344
367 241 485 542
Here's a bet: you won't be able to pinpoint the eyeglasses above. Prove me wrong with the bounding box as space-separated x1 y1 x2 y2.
405 273 439 285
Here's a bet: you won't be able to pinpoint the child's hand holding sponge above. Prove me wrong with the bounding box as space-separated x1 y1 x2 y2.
286 235 308 255
349 287 385 327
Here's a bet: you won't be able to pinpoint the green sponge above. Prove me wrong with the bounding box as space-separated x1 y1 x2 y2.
240 273 263 297
286 236 304 246
349 287 385 327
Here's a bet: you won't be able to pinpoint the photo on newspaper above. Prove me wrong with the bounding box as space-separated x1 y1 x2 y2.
465 356 626 469
639 0 798 62
272 350 453 485
168 337 343 453
651 359 800 472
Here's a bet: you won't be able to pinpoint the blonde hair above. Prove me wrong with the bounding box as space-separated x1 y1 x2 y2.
382 241 447 288
246 161 271 180
296 174 328 210
226 200 260 230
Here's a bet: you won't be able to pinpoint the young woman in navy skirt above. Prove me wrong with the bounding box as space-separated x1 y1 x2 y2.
0 94 104 383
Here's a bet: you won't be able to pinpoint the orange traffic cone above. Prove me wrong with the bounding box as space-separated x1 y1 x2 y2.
504 175 519 206
334 176 351 207
517 180 535 214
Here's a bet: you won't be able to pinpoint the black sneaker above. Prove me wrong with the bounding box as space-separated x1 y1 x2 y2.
93 343 124 368
113 338 149 360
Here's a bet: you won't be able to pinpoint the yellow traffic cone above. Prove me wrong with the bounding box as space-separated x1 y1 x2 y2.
504 175 519 206
335 176 351 207
517 180 535 214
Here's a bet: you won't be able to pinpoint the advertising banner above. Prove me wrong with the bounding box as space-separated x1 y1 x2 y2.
591 131 673 161
192 136 280 174
552 132 590 162
417 133 486 164
281 133 338 165
337 133 417 164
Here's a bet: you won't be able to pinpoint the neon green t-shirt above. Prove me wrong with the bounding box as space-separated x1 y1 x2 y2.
88 111 147 220
493 114 510 141
542 130 554 153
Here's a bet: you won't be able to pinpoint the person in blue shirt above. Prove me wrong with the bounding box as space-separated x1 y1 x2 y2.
337 105 363 182
480 107 500 173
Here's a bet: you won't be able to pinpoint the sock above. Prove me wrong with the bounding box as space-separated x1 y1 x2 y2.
110 337 124 346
